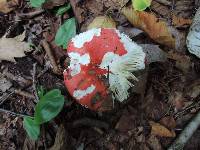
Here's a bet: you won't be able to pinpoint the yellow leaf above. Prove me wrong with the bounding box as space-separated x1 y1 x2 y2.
150 121 176 137
87 16 116 30
122 6 175 48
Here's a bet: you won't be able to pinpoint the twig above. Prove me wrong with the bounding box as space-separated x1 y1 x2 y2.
32 63 39 102
14 89 35 99
168 109 200 150
0 89 15 105
0 108 29 117
154 0 171 6
3 70 32 87
41 40 61 75
17 9 45 19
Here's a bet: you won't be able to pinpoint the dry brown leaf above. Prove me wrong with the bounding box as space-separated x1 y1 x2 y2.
159 116 176 129
167 51 191 73
150 121 176 137
147 135 163 150
0 32 31 62
87 16 116 30
122 6 176 48
0 74 12 92
49 124 69 150
0 0 18 13
97 0 129 9
172 15 192 27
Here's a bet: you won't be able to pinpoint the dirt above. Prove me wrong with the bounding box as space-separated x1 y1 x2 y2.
0 0 200 150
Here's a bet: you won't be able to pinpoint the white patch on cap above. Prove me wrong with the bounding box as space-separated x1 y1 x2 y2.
73 84 96 100
99 29 145 102
72 28 101 48
68 52 90 76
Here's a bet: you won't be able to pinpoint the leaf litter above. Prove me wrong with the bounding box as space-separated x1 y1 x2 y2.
0 0 200 149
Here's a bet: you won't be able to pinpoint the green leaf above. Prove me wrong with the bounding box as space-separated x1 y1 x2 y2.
56 3 71 16
37 86 45 99
30 0 46 7
23 117 40 140
132 0 151 11
34 89 65 124
55 18 76 49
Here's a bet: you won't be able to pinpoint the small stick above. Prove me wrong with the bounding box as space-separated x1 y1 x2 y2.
0 108 29 117
17 9 45 19
41 40 61 75
168 109 200 150
3 71 32 87
14 89 35 99
32 63 39 102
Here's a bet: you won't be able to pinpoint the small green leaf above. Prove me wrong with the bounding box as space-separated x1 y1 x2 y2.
23 117 40 140
55 18 76 49
132 0 151 11
30 0 46 7
34 89 65 124
37 86 45 99
56 3 71 16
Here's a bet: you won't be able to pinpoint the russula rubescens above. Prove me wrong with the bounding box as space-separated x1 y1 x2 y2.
63 28 145 111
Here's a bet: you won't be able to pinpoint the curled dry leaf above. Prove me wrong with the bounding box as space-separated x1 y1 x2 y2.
0 0 18 13
87 16 116 30
0 75 12 93
149 121 176 137
186 7 200 58
122 6 179 49
0 32 31 62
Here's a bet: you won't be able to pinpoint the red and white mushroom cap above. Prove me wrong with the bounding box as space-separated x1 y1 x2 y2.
64 28 145 111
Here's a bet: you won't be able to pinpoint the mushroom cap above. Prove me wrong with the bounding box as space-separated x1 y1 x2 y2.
64 28 145 111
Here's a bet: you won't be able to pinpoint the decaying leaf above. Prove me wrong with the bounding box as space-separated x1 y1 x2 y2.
49 125 68 150
0 74 12 93
122 6 177 49
186 7 200 58
167 51 191 73
186 79 200 99
150 121 176 137
87 16 116 30
0 0 18 13
172 15 192 27
140 44 167 64
147 135 162 150
0 32 31 62
159 116 176 130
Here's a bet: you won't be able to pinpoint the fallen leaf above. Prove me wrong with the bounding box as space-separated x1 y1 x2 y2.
140 44 167 64
186 79 200 99
0 74 12 92
122 6 176 48
172 15 192 27
149 121 176 137
49 124 69 150
167 51 191 73
168 91 185 111
0 0 18 13
0 32 31 62
147 135 162 150
87 16 116 30
43 0 66 9
98 0 129 9
117 26 143 38
159 116 176 129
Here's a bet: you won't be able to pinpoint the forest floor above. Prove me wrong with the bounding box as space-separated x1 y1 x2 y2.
0 0 200 149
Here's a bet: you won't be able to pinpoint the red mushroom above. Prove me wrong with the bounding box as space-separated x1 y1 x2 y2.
64 28 145 111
